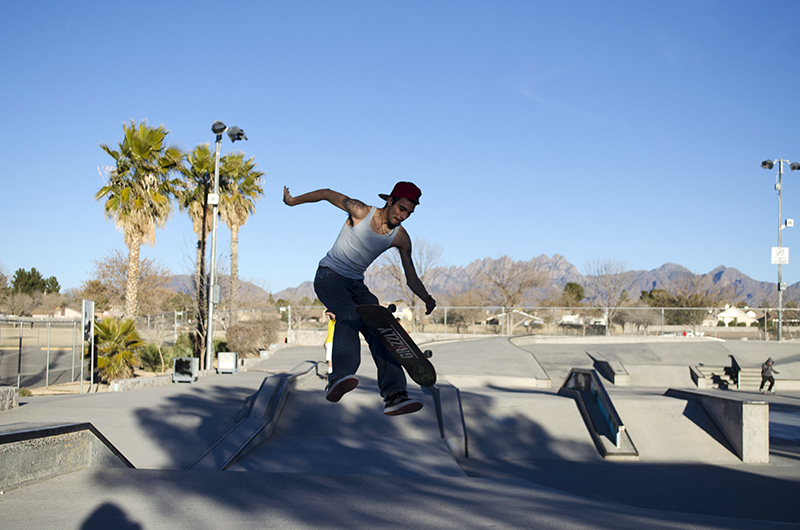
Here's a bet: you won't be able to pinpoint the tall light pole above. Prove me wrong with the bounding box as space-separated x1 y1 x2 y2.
762 159 800 341
206 121 247 371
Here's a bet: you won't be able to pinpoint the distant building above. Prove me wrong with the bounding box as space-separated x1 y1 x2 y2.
702 305 758 327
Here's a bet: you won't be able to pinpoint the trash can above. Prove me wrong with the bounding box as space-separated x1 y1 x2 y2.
172 357 198 383
217 351 238 374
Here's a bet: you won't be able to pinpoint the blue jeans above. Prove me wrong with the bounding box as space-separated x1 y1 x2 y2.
314 266 407 398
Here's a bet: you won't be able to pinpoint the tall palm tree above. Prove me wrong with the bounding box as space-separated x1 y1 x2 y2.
177 144 215 357
96 120 182 318
219 152 264 317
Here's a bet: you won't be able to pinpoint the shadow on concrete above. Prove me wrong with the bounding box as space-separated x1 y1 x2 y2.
83 381 800 528
679 400 736 456
81 502 143 530
132 382 267 469
458 458 800 524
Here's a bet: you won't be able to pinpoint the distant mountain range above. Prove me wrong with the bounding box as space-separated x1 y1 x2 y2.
268 255 791 307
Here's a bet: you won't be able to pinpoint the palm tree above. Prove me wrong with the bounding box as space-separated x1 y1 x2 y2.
96 120 183 318
177 144 216 357
219 152 265 317
93 317 143 381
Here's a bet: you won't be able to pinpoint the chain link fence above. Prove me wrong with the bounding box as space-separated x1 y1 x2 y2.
0 318 85 390
4 305 794 390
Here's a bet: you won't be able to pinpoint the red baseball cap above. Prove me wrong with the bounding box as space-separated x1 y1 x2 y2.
379 181 422 205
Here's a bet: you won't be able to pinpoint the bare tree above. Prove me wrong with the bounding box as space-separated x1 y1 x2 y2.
2 292 37 316
441 289 486 333
665 270 741 331
475 256 548 308
80 249 174 315
582 258 631 335
472 256 548 334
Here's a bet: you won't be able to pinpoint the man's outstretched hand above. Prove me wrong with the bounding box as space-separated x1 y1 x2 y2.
283 186 296 206
425 296 436 315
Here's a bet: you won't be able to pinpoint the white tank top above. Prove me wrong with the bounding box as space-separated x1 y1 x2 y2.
319 206 398 280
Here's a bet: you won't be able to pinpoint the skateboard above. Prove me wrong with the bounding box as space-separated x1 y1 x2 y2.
355 304 437 387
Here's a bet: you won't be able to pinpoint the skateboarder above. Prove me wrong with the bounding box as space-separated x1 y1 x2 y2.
283 182 436 415
760 357 779 394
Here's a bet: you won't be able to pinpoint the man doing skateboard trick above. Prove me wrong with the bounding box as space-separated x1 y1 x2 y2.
283 181 436 415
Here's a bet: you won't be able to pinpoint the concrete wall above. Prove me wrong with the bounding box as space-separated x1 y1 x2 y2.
665 389 769 463
0 387 18 411
0 423 133 492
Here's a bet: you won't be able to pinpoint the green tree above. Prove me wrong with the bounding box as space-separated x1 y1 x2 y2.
219 152 265 318
96 120 183 319
177 143 216 358
12 268 44 294
562 282 585 307
93 317 143 381
0 264 9 300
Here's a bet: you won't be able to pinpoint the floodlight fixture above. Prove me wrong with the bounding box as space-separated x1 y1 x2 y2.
762 160 774 170
227 126 247 143
791 162 800 171
211 121 227 135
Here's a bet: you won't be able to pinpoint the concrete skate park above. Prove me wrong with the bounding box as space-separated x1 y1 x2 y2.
1 335 799 529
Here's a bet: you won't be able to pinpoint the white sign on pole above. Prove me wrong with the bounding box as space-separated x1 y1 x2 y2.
81 300 95 393
771 247 789 265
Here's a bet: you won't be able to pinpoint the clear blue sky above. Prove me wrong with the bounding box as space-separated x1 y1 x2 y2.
2 1 799 295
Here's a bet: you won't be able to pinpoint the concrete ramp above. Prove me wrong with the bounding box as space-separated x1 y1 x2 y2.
607 390 742 464
228 375 466 477
456 384 600 462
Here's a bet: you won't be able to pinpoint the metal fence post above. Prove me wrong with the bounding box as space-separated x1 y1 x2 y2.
17 322 23 390
46 322 51 387
72 321 77 382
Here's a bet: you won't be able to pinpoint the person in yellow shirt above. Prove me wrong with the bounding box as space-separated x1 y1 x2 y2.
323 311 335 375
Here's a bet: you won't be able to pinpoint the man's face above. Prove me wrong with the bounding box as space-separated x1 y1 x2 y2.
387 197 416 228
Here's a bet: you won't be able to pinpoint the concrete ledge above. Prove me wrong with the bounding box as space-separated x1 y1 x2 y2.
690 366 709 389
0 423 133 492
188 361 322 471
428 380 468 458
587 351 629 386
109 368 217 392
0 387 18 411
508 337 552 388
664 388 769 463
111 375 171 392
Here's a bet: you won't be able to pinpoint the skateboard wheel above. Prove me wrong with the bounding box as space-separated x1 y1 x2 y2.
387 304 397 313
424 350 433 358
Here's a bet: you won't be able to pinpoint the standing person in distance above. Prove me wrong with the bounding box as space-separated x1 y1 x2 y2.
283 182 436 415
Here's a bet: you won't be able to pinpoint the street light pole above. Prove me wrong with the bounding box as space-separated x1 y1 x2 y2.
206 121 247 371
206 124 224 371
762 159 800 341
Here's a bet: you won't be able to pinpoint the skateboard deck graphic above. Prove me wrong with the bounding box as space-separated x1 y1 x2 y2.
356 304 437 387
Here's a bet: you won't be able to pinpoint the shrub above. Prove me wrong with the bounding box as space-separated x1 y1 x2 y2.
139 343 174 373
225 318 280 357
19 387 32 397
93 318 142 382
171 333 194 358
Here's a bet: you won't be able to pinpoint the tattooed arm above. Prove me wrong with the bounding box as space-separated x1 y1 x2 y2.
393 229 436 314
283 187 370 223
